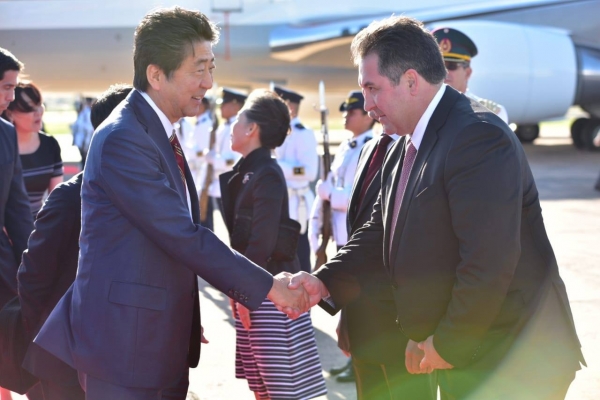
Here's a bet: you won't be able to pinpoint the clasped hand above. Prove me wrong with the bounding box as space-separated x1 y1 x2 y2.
267 272 329 319
406 335 453 374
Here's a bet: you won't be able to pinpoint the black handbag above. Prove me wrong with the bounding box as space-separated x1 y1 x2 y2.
0 296 38 394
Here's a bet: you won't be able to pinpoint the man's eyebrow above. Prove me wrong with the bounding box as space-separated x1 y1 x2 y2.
195 57 215 66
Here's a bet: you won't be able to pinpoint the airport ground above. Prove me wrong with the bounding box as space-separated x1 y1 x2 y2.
12 120 600 399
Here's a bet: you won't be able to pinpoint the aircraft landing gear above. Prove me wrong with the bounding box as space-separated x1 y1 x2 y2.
571 118 600 151
514 124 540 143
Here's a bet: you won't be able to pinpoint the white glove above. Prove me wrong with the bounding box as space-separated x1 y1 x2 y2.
316 178 332 201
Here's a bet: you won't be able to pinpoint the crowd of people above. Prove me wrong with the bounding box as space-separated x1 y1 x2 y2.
0 6 586 400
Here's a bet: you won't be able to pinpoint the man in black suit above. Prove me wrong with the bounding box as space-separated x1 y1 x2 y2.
288 16 584 399
328 93 436 398
18 84 133 400
0 47 33 309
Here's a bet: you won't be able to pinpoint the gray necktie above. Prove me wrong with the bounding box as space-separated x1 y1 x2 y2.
390 139 417 248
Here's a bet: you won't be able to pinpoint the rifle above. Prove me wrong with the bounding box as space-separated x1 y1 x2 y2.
314 81 333 270
199 110 219 222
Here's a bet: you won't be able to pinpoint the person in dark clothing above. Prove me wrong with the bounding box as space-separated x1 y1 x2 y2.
18 84 132 400
2 82 63 218
219 90 326 400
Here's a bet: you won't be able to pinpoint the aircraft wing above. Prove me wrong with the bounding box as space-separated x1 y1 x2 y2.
269 0 588 61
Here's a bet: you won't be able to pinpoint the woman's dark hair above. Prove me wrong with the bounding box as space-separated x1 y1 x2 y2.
91 84 133 129
243 89 290 149
1 81 42 120
133 7 219 91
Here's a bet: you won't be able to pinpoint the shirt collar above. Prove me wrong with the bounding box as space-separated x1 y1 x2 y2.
140 91 176 138
352 129 373 144
290 116 301 126
409 84 447 151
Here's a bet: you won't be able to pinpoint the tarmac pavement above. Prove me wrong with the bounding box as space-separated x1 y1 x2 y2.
13 127 599 399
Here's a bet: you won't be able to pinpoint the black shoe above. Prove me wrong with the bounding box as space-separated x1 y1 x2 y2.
329 359 352 376
336 367 355 383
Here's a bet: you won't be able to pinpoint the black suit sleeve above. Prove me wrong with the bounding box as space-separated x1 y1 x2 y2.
433 122 522 367
4 127 34 289
314 190 385 312
18 181 79 334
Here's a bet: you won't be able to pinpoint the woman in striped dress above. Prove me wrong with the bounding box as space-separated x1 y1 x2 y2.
2 82 63 218
219 90 327 400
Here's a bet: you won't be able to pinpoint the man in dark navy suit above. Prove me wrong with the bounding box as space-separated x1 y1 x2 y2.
18 84 133 400
0 47 33 309
33 8 306 399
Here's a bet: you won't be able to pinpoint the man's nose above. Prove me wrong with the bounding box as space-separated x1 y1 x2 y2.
201 74 213 90
362 92 375 112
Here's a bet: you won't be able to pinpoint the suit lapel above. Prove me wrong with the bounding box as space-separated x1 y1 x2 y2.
129 90 188 203
184 157 199 223
348 140 376 230
388 88 459 269
382 138 405 271
219 170 237 231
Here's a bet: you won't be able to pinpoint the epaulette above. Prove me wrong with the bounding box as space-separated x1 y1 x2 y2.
294 122 306 130
477 98 502 115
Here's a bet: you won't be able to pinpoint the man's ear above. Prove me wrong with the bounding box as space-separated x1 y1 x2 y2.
466 66 473 80
146 64 164 91
405 69 418 94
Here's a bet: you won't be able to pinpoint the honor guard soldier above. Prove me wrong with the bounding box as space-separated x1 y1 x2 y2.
309 90 375 254
184 97 214 186
205 88 246 224
274 85 318 273
432 27 509 124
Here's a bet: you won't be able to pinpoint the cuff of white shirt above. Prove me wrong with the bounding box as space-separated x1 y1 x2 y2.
321 294 336 308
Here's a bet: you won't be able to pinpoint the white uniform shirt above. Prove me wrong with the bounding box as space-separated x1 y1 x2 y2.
309 129 373 248
275 116 319 232
206 117 241 198
178 111 213 188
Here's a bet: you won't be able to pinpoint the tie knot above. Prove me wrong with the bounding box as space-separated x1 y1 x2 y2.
379 134 393 148
406 138 417 155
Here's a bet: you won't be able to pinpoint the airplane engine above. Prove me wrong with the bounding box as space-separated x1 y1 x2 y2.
430 20 600 146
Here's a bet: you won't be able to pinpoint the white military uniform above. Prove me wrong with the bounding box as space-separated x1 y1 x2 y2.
466 90 509 124
275 116 318 234
205 117 241 198
182 111 213 189
308 130 373 251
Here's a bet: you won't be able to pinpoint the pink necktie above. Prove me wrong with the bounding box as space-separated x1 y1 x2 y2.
390 139 417 246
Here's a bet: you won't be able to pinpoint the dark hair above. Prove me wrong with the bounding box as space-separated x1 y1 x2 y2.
0 47 23 80
243 90 290 149
91 84 133 129
4 82 42 117
133 7 219 91
350 16 446 85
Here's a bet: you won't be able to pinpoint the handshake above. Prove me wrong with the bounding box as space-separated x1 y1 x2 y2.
266 271 329 320
266 271 454 374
